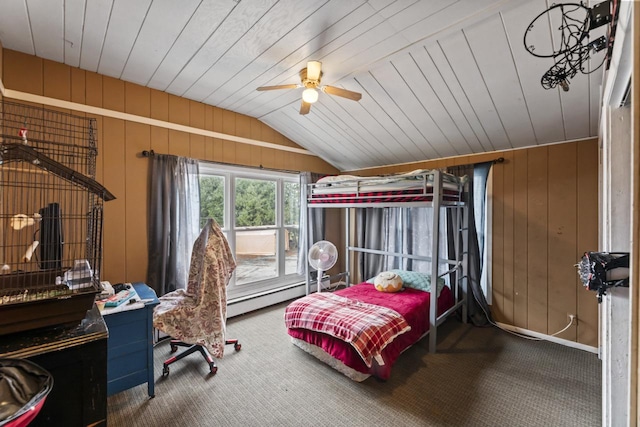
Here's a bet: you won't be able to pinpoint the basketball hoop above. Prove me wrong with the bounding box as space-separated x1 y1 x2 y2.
523 1 613 91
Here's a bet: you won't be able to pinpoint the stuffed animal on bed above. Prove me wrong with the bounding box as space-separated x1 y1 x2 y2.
373 271 403 293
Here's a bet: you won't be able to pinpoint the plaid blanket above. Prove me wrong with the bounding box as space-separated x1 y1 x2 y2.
284 293 411 368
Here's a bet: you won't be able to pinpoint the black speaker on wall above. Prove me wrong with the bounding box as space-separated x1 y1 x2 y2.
39 202 63 270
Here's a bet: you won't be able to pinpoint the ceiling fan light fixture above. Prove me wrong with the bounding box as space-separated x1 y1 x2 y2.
302 88 319 104
256 61 362 114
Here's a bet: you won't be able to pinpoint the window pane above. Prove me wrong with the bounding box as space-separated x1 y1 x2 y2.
235 229 277 285
199 175 224 227
285 226 299 275
284 181 300 226
284 181 300 275
235 178 275 227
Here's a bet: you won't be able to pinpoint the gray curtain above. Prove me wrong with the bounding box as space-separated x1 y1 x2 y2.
356 207 446 281
297 172 325 276
447 163 493 326
356 208 386 281
384 207 447 275
147 154 200 296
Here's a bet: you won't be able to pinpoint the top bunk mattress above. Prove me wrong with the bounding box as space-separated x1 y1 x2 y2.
308 169 466 205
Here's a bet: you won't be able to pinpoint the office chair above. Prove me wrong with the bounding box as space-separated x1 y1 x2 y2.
153 219 241 377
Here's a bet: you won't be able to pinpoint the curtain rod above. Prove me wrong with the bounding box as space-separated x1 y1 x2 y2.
459 157 505 168
462 157 504 166
138 150 301 174
436 157 504 169
139 150 504 171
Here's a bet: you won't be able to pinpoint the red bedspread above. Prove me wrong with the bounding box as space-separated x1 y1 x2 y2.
286 283 454 380
284 293 411 368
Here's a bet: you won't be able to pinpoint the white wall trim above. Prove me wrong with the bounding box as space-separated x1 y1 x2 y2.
344 136 597 173
0 77 313 157
601 0 633 109
495 321 599 354
227 283 305 318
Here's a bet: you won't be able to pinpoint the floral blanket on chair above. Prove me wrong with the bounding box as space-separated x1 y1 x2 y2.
153 219 236 358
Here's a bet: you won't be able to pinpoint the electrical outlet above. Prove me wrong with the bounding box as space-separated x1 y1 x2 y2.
568 314 577 325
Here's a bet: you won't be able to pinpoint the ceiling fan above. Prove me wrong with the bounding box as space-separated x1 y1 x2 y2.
256 61 362 115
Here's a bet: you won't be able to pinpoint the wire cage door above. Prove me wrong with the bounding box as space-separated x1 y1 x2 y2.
0 101 114 335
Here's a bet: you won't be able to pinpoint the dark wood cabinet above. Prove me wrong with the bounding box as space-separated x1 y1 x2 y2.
0 306 108 427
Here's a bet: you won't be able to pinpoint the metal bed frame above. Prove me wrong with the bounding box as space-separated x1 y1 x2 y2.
304 169 469 354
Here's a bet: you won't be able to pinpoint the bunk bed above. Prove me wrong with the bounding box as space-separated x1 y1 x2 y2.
285 169 469 381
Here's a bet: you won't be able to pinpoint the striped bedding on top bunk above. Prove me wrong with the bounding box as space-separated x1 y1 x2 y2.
308 169 465 204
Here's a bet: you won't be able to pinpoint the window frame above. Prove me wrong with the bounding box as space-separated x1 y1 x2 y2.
198 162 302 299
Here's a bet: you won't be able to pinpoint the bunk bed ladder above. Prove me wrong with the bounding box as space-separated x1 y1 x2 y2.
344 207 351 286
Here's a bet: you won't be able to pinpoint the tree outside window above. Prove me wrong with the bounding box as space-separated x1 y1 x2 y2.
199 175 224 227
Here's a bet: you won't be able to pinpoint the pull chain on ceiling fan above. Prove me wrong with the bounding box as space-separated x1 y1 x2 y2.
256 61 362 115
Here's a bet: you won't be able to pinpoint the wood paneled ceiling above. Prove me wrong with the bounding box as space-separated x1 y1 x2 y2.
0 0 607 171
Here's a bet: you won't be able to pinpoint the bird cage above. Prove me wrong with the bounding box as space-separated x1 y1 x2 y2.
0 100 115 335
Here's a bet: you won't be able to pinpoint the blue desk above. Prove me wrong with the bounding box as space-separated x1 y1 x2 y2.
103 282 159 397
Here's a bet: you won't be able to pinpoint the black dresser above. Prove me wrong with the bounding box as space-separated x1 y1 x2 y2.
0 306 108 426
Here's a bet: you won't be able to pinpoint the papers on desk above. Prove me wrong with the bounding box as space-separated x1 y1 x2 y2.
100 300 145 315
98 288 155 316
97 282 157 316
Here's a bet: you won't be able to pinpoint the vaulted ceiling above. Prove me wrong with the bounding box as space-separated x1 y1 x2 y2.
0 0 607 171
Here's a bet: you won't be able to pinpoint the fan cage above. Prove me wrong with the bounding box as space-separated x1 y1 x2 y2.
0 100 105 334
308 240 338 271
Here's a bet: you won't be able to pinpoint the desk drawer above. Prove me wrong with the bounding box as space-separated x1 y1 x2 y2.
108 347 147 379
105 308 146 330
105 310 147 341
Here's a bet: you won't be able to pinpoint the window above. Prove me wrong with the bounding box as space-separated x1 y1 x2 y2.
199 163 301 299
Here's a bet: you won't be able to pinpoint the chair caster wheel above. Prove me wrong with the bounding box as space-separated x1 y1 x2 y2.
162 365 170 377
234 343 242 352
209 363 218 375
170 344 178 353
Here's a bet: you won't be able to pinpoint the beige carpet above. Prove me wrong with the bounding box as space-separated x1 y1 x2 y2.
107 302 601 427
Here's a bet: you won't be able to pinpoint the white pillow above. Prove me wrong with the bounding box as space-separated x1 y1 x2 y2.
373 271 403 293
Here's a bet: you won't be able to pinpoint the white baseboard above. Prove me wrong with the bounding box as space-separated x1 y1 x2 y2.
495 322 599 354
226 279 341 318
227 283 308 318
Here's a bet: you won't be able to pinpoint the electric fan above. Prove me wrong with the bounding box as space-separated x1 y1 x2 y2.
308 240 338 293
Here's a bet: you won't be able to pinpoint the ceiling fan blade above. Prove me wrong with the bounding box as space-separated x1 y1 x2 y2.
256 84 300 91
300 100 311 115
323 85 362 101
306 61 322 81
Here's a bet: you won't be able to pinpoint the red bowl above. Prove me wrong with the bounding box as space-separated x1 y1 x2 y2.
0 358 53 427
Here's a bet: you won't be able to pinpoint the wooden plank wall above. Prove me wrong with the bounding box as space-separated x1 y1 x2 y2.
1 49 339 287
353 142 599 347
0 39 3 90
2 47 599 347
